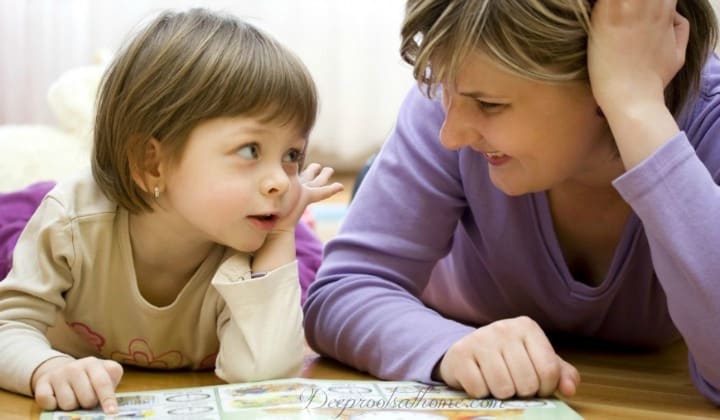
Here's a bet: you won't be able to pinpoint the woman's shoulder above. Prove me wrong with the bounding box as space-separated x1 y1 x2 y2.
400 84 445 119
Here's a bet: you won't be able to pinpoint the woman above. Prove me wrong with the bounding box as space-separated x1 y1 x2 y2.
304 0 720 403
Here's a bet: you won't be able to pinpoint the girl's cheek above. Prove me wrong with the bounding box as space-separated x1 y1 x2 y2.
281 179 302 210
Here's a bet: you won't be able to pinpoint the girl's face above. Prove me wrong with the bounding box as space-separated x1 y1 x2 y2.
440 50 621 195
160 116 306 252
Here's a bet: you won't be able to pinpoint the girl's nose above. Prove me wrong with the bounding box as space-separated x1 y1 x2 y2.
260 165 290 196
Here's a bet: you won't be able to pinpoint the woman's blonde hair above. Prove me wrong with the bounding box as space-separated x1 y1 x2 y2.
92 8 317 212
401 0 717 116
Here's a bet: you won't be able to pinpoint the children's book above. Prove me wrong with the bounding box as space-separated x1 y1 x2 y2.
40 378 583 419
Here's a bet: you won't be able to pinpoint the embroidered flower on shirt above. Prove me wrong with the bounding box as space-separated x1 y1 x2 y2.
68 321 106 352
199 352 218 370
110 338 184 368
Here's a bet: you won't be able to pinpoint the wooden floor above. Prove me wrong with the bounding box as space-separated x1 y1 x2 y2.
3 340 716 419
4 174 719 418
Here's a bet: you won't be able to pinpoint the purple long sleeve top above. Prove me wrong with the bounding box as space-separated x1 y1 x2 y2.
304 55 720 404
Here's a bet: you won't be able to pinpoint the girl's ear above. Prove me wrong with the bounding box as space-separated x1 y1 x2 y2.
130 137 165 194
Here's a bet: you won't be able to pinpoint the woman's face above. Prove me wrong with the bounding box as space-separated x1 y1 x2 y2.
439 50 621 195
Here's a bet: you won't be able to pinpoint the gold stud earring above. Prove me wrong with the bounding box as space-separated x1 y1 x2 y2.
153 186 160 199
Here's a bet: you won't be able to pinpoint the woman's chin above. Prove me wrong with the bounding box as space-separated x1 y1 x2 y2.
490 179 528 196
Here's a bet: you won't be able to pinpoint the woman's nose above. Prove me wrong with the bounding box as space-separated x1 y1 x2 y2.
439 96 480 151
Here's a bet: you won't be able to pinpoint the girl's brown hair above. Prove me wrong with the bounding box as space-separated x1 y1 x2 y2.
400 0 716 117
92 8 317 212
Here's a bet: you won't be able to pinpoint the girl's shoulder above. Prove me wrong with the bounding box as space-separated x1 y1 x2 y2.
45 168 118 220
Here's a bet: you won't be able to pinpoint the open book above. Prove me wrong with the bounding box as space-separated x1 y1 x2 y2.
40 377 582 419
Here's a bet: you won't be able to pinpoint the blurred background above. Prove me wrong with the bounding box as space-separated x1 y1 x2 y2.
0 0 412 172
2 0 720 178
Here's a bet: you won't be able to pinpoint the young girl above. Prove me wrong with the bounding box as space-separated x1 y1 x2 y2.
305 0 720 405
0 8 342 414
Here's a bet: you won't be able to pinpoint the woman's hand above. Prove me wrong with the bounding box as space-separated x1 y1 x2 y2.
31 356 123 414
587 0 689 113
587 0 689 169
436 316 580 399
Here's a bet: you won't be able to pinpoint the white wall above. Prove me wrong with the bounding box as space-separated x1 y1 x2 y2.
1 0 720 170
0 0 412 170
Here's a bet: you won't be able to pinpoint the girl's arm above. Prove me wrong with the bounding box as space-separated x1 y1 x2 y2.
212 256 304 381
0 197 76 396
212 165 341 382
0 196 122 413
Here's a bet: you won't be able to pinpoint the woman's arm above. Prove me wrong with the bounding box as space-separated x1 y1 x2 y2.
588 0 720 403
588 0 689 169
304 86 474 383
614 129 720 404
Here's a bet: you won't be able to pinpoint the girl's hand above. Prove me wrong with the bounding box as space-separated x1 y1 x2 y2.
275 163 344 233
436 316 580 399
587 0 689 115
251 163 343 273
31 356 123 414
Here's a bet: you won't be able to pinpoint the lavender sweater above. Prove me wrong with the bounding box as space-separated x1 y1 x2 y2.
304 55 720 404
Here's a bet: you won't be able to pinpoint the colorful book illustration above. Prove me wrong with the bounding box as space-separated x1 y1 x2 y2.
40 378 583 419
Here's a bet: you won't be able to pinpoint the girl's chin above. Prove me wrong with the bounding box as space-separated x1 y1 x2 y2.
226 239 266 254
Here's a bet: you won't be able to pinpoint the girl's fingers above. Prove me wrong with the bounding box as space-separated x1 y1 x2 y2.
307 167 335 187
103 360 124 387
68 371 98 409
33 380 58 411
307 183 344 203
51 379 79 411
89 363 121 413
30 357 124 413
299 163 323 183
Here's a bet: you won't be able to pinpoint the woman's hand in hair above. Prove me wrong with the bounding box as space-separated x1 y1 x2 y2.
587 0 689 115
586 0 688 169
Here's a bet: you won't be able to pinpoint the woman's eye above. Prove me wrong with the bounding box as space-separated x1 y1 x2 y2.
236 143 260 159
283 148 304 164
475 100 506 113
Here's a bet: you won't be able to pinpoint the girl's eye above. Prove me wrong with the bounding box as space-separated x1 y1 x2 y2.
283 148 304 164
236 143 260 159
474 100 507 113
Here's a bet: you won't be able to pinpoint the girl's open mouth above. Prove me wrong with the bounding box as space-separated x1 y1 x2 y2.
248 214 278 231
